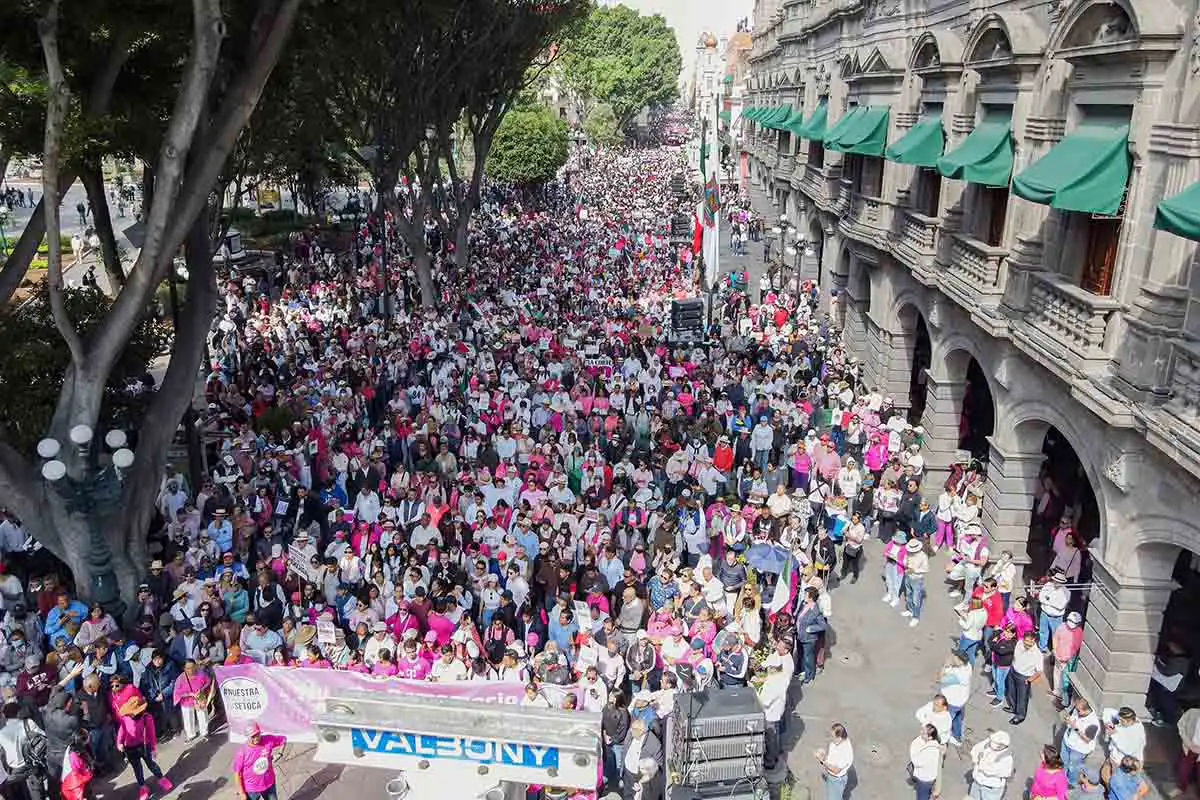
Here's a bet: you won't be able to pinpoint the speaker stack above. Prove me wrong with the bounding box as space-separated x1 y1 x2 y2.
665 688 766 800
669 298 705 346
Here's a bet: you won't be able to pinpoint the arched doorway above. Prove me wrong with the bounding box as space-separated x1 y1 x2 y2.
1150 548 1200 724
907 312 931 424
1027 426 1100 592
958 357 995 462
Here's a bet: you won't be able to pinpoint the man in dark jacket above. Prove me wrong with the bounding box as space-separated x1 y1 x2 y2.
42 689 80 789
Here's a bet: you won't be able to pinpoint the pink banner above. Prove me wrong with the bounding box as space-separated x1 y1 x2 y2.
215 664 579 742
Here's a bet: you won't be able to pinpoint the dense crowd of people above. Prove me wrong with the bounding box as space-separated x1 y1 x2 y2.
0 141 1171 800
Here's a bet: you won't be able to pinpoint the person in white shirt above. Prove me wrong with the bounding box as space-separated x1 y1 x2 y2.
430 647 469 681
579 666 609 713
817 723 853 798
908 725 943 798
1061 697 1100 786
354 487 382 525
409 514 442 549
757 661 792 768
362 623 396 666
915 694 952 745
1104 706 1146 767
1008 632 1043 725
1036 572 1071 650
968 731 1014 800
938 651 972 746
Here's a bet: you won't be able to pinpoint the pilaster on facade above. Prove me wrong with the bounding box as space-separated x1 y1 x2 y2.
980 440 1044 565
918 373 967 480
1073 558 1178 716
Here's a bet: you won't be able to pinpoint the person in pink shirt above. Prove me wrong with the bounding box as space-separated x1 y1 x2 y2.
1050 611 1084 702
116 695 173 800
1028 744 1069 800
233 723 287 800
396 640 431 679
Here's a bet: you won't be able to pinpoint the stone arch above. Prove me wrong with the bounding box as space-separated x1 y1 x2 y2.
1047 0 1185 55
1106 515 1200 581
1000 399 1110 552
963 11 1047 65
928 330 991 383
1049 0 1137 53
909 30 965 71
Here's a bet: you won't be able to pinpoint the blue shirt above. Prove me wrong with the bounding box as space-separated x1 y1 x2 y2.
646 576 679 610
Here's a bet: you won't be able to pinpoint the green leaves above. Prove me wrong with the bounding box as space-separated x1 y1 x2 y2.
486 107 569 184
558 4 681 130
584 102 622 148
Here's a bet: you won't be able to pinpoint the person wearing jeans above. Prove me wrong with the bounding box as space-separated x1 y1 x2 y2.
967 731 1014 800
902 539 928 627
908 725 942 800
1060 697 1100 788
939 652 972 746
988 624 1017 707
956 597 987 666
818 724 853 800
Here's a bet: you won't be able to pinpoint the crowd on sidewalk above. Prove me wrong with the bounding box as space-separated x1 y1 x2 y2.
0 141 1180 800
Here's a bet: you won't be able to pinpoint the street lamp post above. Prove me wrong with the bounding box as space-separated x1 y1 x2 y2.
37 428 134 617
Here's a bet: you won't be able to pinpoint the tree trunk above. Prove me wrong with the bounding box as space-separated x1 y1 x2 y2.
80 158 126 291
454 213 469 267
412 247 436 308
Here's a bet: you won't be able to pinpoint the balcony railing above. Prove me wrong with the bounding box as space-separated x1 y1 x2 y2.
776 155 795 180
940 233 1007 311
893 209 940 279
837 192 891 249
1166 340 1200 424
1021 272 1122 368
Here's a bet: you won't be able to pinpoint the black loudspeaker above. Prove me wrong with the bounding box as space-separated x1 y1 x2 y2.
670 298 705 344
666 688 766 795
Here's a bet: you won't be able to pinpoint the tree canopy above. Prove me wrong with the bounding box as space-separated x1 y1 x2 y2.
584 101 622 148
486 106 569 184
558 4 681 129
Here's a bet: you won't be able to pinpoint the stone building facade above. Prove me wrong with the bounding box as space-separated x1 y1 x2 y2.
741 0 1200 714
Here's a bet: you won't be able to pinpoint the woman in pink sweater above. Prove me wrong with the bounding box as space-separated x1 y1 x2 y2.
1028 744 1069 800
116 696 173 800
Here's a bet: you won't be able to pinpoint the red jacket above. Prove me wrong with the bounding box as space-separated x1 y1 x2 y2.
971 587 1005 627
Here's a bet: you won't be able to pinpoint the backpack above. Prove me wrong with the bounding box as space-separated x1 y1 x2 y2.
21 720 48 773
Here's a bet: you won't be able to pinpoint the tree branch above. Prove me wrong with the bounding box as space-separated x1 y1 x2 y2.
38 0 85 367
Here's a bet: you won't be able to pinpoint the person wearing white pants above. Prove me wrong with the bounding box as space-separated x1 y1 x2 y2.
173 659 213 742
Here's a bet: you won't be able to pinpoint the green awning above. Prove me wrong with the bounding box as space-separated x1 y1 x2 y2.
1011 122 1130 215
763 105 793 128
885 115 944 168
742 106 757 119
719 110 731 122
780 107 806 133
723 74 733 84
749 106 764 120
826 106 889 156
1155 181 1200 241
937 120 1013 187
794 100 828 140
822 106 865 147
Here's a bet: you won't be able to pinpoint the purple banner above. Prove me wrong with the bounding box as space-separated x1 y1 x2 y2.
215 664 578 742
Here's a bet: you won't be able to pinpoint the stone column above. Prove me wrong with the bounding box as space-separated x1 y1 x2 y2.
1072 557 1175 716
878 329 915 415
919 373 966 482
981 440 1043 566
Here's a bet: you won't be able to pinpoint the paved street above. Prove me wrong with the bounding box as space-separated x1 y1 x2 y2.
2 179 136 293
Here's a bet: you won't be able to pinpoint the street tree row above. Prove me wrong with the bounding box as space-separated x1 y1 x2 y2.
0 0 588 613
